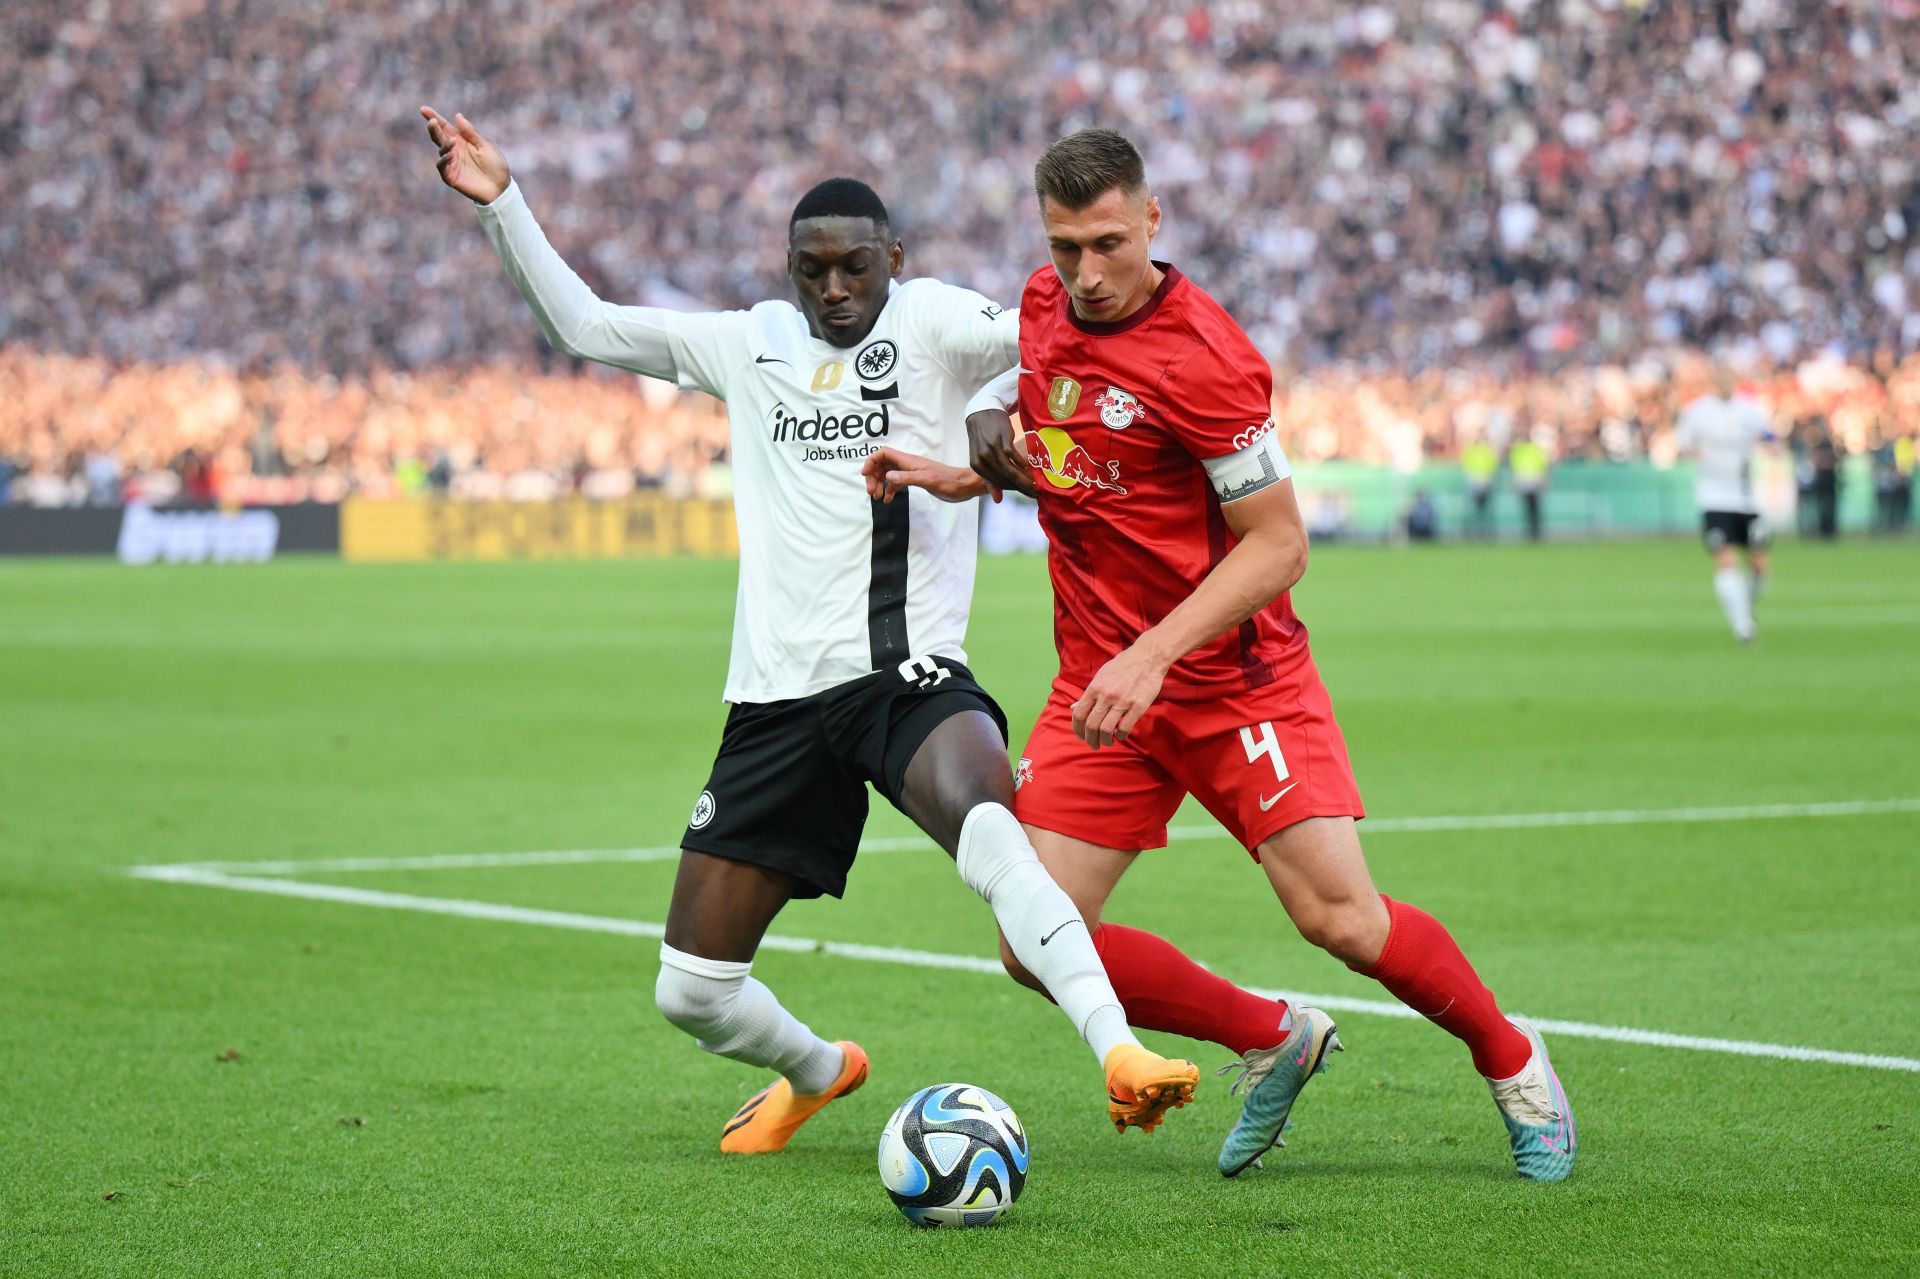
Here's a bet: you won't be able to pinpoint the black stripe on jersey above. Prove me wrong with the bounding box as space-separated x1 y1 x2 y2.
860 382 898 401
867 496 911 667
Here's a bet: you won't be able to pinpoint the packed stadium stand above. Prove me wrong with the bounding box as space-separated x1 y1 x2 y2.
4 0 1917 504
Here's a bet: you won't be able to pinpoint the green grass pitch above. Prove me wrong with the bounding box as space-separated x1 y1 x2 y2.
3 540 1917 1276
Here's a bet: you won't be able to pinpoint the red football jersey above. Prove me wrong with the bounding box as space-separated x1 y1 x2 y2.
1016 263 1307 698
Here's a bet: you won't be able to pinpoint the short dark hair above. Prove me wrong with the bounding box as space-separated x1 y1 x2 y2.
1033 129 1147 209
790 178 890 232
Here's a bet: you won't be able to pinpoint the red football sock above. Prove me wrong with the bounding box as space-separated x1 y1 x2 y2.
1092 923 1290 1055
1360 895 1531 1079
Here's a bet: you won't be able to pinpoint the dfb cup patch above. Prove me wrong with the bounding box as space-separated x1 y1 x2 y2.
855 339 898 381
689 790 716 830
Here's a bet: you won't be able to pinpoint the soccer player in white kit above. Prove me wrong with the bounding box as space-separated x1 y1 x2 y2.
420 107 1198 1153
1674 365 1775 644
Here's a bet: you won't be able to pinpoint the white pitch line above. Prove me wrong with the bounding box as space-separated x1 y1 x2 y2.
151 797 1920 877
128 863 1920 1075
1338 796 1920 835
167 835 938 876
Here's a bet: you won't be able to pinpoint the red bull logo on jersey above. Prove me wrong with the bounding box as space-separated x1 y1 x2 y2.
1023 426 1127 495
1094 385 1147 430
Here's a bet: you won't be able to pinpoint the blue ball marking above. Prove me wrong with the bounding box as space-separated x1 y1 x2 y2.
958 1146 1011 1205
918 1085 989 1125
888 1149 930 1198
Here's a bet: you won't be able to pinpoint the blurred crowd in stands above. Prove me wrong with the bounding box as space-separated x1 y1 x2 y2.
6 344 1913 522
4 0 1919 509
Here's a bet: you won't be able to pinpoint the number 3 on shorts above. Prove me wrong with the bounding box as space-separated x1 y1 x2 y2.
1239 721 1289 785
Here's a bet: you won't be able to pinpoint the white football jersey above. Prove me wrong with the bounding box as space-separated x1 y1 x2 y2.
478 182 1018 702
1675 395 1772 513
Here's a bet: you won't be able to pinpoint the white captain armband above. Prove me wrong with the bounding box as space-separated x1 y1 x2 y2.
1202 422 1292 503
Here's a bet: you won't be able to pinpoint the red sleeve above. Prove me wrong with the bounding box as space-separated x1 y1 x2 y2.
1016 267 1058 362
1160 334 1274 460
1015 268 1058 421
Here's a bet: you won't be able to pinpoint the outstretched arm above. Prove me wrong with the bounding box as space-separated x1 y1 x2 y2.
861 447 994 504
420 106 721 386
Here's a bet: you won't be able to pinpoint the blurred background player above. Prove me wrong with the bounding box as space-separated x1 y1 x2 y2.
421 107 1196 1151
867 129 1574 1183
1675 365 1775 644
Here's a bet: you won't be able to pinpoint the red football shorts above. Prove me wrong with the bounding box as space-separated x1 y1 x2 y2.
1013 656 1365 856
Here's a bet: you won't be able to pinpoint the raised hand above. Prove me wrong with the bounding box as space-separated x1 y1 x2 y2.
420 106 510 204
861 447 992 504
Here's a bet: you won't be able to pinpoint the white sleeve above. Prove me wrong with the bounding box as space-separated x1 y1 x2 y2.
1201 428 1292 503
963 365 1023 418
475 180 749 397
912 282 1021 390
1674 404 1698 452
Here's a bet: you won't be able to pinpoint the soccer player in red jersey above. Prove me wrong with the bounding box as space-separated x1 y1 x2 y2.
865 129 1574 1182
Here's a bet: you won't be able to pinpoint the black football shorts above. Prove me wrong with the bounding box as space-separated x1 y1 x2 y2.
1703 510 1768 551
680 655 1007 898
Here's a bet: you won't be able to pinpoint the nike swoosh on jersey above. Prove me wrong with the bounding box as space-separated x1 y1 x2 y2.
754 354 788 366
1258 782 1299 812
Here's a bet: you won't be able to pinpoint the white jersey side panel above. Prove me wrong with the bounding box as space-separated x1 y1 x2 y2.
1676 395 1771 513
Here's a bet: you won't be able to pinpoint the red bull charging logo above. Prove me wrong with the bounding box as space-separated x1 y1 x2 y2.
1023 426 1127 495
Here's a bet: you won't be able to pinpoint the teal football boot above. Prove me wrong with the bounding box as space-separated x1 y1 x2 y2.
1488 1016 1576 1182
1216 1006 1342 1177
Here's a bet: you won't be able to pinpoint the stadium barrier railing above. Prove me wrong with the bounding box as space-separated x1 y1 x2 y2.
0 502 340 562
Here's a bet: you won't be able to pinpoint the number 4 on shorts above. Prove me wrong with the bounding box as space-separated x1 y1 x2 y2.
1239 721 1289 785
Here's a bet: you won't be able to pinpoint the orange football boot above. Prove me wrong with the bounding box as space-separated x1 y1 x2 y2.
718 1041 870 1154
1104 1043 1200 1134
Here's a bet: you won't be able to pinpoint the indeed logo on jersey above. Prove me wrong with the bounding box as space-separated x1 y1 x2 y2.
767 401 891 462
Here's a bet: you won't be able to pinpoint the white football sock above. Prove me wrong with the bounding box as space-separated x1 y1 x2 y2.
1713 566 1754 640
1749 567 1767 604
655 944 845 1095
954 802 1135 1063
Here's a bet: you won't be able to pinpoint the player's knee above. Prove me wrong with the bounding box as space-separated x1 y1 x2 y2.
654 947 740 1041
955 802 1033 900
1296 901 1385 968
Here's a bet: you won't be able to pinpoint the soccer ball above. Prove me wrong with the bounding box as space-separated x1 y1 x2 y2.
876 1083 1029 1227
